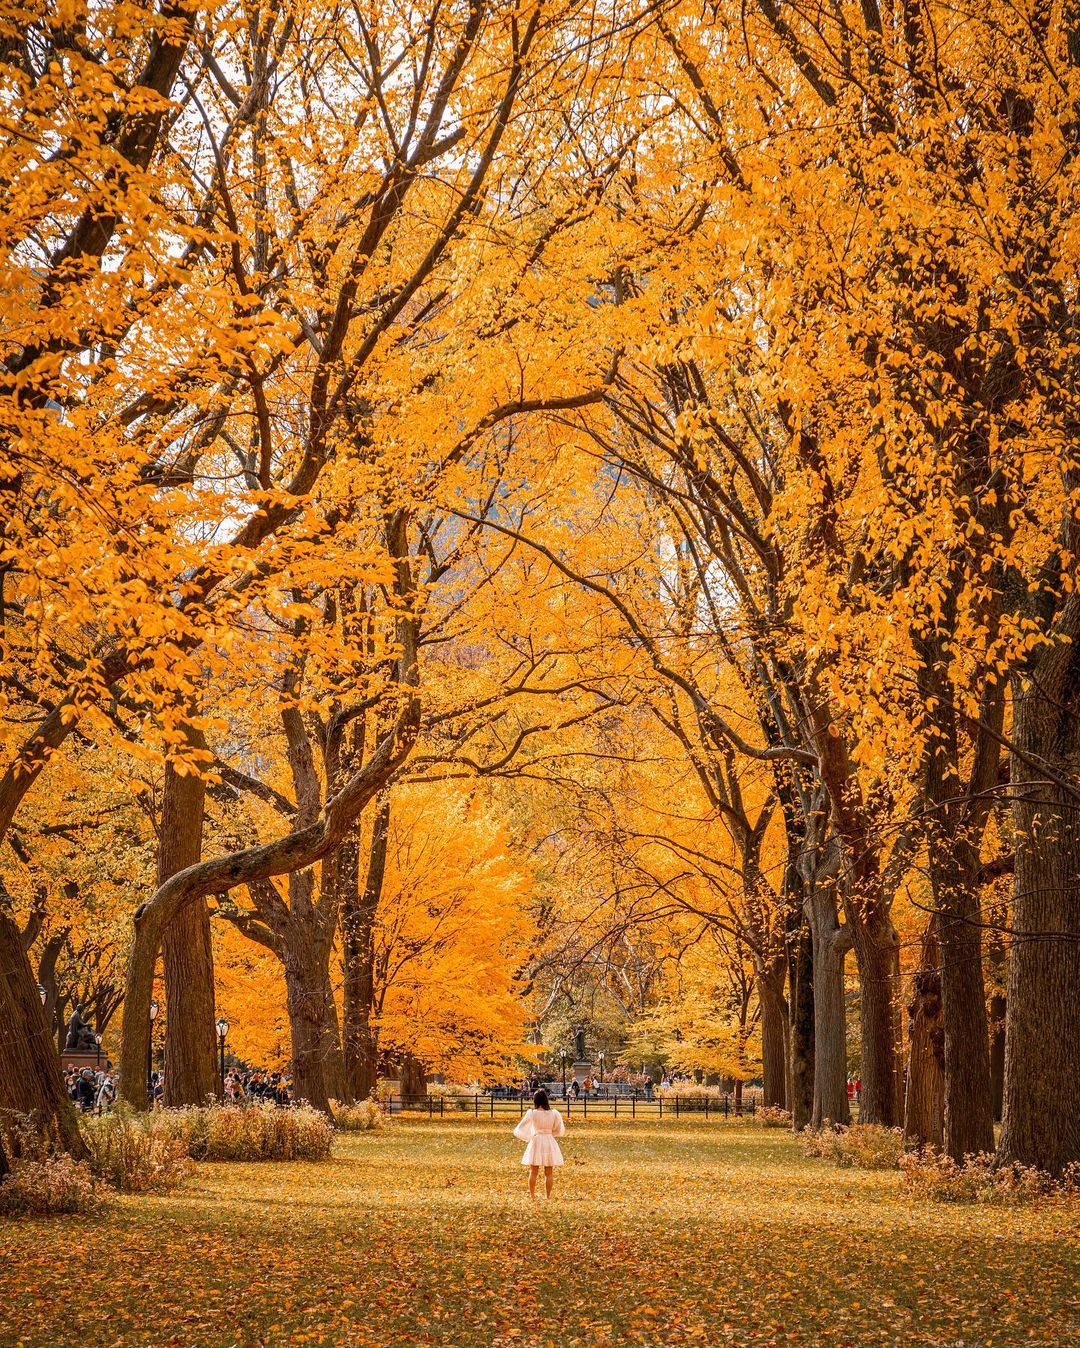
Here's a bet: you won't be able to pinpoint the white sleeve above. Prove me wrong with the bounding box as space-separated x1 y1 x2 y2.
512 1110 534 1140
552 1109 566 1138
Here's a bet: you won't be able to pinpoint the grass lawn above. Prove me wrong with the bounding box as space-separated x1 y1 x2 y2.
1 1119 1076 1346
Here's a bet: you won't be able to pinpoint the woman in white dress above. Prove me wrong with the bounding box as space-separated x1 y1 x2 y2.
513 1089 566 1198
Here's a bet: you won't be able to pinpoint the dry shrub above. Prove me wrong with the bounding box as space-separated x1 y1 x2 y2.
333 1100 385 1132
801 1123 904 1169
83 1106 191 1193
0 1153 103 1216
656 1083 724 1099
0 1114 103 1216
423 1083 479 1111
755 1105 793 1129
899 1152 1080 1206
155 1101 333 1161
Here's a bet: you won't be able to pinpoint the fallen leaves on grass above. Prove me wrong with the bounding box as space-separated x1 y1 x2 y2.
1 1121 1076 1346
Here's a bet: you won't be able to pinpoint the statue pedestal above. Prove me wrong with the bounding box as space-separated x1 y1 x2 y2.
61 1050 103 1073
572 1060 593 1087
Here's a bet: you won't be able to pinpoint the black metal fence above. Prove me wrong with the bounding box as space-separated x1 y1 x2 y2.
384 1093 760 1120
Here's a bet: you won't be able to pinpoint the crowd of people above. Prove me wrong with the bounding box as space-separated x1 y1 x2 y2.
224 1068 293 1106
63 1064 117 1114
61 1064 297 1112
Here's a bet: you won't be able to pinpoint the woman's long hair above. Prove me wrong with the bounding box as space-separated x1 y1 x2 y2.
533 1088 551 1110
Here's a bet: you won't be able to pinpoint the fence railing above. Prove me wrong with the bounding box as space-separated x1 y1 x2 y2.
383 1093 760 1120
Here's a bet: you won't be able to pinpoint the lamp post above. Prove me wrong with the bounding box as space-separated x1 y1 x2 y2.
598 1050 605 1084
147 998 159 1105
94 1032 102 1067
216 1018 230 1099
559 1049 567 1097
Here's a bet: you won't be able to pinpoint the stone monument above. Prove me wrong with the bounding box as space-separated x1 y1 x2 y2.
61 1004 101 1072
571 1024 593 1088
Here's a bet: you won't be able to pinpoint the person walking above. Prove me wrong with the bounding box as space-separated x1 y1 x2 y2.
512 1089 566 1199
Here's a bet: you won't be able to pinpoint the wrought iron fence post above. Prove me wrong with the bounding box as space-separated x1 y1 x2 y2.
675 1094 680 1119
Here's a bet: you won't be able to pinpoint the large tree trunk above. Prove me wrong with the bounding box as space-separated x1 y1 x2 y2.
814 707 900 1125
342 797 389 1102
850 909 901 1126
788 920 815 1130
989 991 1006 1124
806 889 851 1128
118 696 420 1107
757 960 788 1109
903 925 944 1150
282 923 337 1115
998 653 1080 1176
0 911 87 1159
935 854 994 1159
918 677 996 1160
400 1053 426 1099
322 974 345 1102
159 751 218 1108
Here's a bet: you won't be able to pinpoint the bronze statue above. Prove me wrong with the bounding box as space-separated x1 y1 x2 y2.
65 1004 95 1051
574 1025 586 1061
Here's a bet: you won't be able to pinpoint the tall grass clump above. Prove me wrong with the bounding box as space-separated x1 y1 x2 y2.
83 1106 191 1193
754 1105 793 1128
155 1101 333 1161
0 1115 103 1216
899 1152 1080 1205
801 1123 904 1170
333 1099 385 1132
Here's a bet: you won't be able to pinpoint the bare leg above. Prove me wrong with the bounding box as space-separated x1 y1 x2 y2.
529 1165 539 1198
544 1165 553 1198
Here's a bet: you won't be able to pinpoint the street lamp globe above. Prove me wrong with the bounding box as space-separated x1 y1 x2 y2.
216 1017 230 1040
149 998 159 1022
36 983 47 1005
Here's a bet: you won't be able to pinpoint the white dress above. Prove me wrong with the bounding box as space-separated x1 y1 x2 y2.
513 1107 566 1167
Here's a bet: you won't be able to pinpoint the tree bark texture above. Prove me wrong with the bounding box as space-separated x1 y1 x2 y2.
0 910 87 1159
282 920 338 1115
788 920 815 1130
916 653 997 1160
998 649 1080 1176
806 888 851 1128
989 992 1005 1124
342 797 390 1102
849 909 901 1126
935 847 994 1159
757 961 789 1109
903 925 944 1150
158 753 218 1108
400 1053 426 1099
